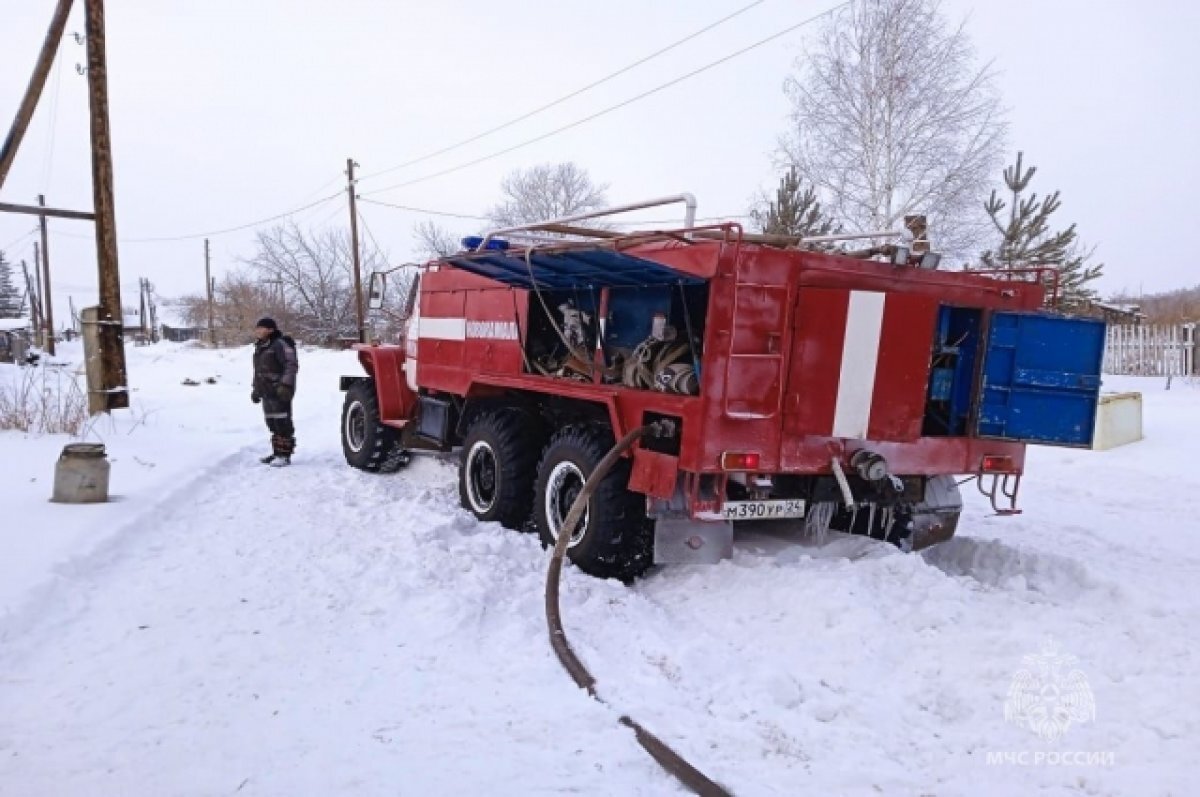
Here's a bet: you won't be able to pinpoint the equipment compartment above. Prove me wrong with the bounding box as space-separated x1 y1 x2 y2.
923 305 983 436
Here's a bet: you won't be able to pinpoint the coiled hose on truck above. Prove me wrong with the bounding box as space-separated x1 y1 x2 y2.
544 423 733 797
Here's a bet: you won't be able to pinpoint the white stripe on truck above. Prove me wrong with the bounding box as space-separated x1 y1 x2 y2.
418 316 467 341
831 290 886 439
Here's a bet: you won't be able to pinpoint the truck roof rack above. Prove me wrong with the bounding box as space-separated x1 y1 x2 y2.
474 193 699 251
444 241 707 290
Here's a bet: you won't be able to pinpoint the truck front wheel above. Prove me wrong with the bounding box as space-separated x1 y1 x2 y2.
534 425 653 581
341 379 408 472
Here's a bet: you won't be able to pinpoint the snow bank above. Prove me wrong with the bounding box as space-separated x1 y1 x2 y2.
0 351 1197 795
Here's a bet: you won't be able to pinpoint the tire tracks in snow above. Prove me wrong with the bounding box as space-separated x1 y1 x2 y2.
3 447 1197 795
0 446 262 647
0 450 682 796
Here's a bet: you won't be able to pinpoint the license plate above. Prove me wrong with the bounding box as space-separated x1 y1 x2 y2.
720 499 806 520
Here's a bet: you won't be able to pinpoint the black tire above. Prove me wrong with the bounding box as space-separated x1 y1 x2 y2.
458 409 540 529
341 379 409 473
534 425 652 581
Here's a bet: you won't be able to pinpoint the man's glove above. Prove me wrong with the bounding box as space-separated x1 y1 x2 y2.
276 384 295 402
251 390 261 404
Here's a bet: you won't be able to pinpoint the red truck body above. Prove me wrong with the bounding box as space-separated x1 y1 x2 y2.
341 221 1104 577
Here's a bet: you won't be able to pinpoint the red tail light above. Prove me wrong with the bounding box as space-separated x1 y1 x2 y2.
981 455 1015 473
720 452 761 471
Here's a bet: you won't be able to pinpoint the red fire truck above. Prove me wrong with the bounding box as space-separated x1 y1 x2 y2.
339 196 1105 579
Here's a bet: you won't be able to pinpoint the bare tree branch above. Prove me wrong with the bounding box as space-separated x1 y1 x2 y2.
412 220 462 260
487 162 608 228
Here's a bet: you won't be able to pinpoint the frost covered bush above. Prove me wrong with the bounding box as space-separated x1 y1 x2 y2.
0 365 88 435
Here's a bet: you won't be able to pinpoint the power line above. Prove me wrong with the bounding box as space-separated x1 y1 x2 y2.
3 3 802 253
358 197 490 221
296 175 345 205
360 2 848 198
41 43 65 190
2 227 40 253
311 197 348 230
356 207 386 259
355 0 766 186
360 196 750 227
121 191 343 243
45 189 344 244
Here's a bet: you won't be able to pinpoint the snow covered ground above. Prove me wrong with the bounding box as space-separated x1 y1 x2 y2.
1 342 1197 796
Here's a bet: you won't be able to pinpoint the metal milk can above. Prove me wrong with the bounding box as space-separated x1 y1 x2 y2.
52 443 111 503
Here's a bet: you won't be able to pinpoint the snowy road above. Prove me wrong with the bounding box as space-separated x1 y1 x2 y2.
2 345 1198 795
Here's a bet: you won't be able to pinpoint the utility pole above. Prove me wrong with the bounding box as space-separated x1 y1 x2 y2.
204 238 215 345
38 194 56 355
147 282 158 342
138 276 147 337
84 0 129 411
21 260 43 337
0 0 74 191
32 243 44 346
264 278 284 307
346 157 365 343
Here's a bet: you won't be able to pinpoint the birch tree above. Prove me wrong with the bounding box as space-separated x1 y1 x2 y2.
781 0 1006 259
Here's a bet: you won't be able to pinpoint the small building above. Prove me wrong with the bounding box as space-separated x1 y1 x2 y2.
1081 300 1145 325
0 318 32 364
156 301 204 343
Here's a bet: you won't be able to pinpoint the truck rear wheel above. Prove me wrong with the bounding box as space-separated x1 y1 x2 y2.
459 409 540 529
534 425 653 581
342 379 408 472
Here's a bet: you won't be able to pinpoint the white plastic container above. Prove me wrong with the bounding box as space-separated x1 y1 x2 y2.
1092 392 1143 451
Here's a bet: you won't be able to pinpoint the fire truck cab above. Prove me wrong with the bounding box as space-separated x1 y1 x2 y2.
340 196 1106 580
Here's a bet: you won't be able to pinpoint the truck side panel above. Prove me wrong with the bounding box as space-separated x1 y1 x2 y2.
868 293 940 442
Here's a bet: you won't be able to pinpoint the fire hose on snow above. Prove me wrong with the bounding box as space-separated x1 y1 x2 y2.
544 423 733 797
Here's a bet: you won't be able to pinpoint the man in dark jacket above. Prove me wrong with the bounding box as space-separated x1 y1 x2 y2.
250 318 299 466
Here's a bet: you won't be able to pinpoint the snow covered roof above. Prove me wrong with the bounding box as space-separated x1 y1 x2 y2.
1093 301 1142 314
1090 301 1146 320
0 317 31 331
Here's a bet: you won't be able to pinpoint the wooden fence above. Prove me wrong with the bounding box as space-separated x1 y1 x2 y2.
1104 323 1196 376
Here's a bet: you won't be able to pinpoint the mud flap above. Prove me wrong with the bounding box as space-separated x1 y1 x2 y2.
910 475 963 551
653 518 734 565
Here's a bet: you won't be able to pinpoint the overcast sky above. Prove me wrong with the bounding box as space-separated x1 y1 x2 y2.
2 0 1197 321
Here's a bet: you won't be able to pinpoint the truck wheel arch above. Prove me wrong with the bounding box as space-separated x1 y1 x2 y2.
350 346 418 427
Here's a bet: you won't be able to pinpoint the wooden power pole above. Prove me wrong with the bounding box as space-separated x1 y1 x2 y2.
0 0 74 191
32 243 44 345
37 194 56 355
84 0 129 410
204 238 214 345
346 157 365 343
138 277 147 336
22 260 43 337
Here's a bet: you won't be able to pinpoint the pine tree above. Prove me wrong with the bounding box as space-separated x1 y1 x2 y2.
0 251 27 319
979 152 1103 308
752 166 838 238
